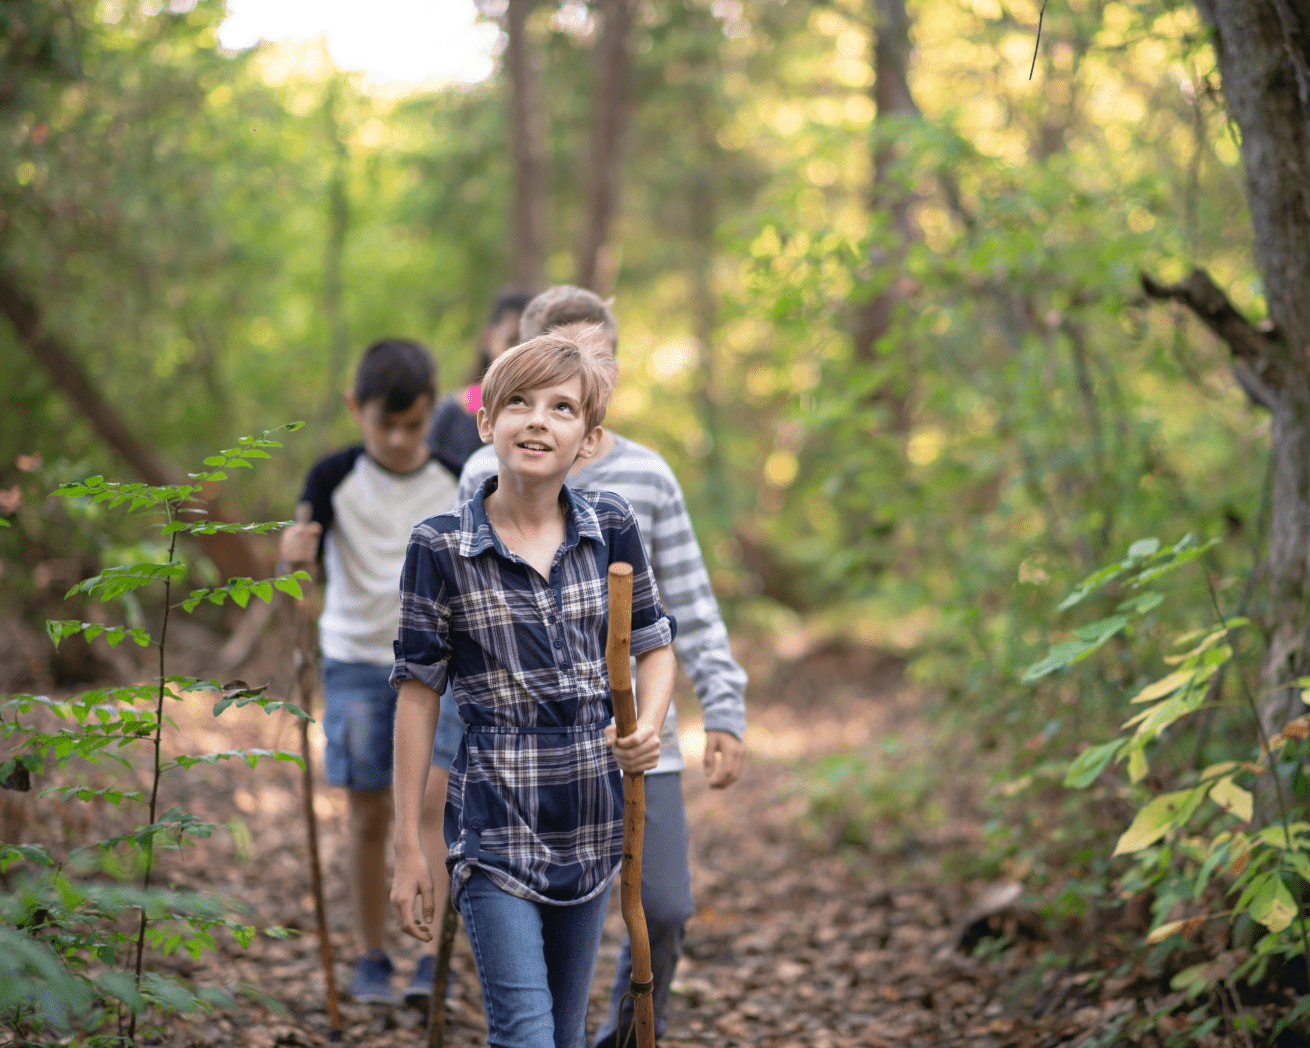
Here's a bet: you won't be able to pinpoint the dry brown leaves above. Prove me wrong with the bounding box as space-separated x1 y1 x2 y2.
1 620 1299 1047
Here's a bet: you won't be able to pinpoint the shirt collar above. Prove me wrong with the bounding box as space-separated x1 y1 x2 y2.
459 475 603 560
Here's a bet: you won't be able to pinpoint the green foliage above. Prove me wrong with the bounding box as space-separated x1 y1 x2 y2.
1025 536 1310 1000
0 427 307 1044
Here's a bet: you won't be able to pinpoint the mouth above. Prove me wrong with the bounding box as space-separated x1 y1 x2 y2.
518 441 552 452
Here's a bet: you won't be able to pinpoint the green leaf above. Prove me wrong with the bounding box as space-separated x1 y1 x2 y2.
1131 669 1195 704
1249 876 1297 933
140 971 200 1013
1127 538 1160 559
1065 738 1125 789
1113 787 1206 855
1021 641 1094 683
1254 822 1310 850
95 970 146 1012
1057 563 1124 612
1072 615 1130 643
1209 777 1254 823
273 575 304 599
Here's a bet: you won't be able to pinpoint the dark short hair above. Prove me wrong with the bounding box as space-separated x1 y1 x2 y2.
490 288 535 326
353 339 437 413
520 286 619 352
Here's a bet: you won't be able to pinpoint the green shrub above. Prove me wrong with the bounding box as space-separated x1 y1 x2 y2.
0 426 310 1045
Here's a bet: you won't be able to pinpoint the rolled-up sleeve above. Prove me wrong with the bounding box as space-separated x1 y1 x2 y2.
390 524 453 694
610 504 676 657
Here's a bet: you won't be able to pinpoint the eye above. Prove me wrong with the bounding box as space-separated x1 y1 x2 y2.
507 394 526 406
556 401 574 413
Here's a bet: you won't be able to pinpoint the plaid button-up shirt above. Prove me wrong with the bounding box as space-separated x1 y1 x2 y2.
392 477 675 905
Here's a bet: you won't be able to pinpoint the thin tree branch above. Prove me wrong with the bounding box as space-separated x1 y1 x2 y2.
1140 269 1280 410
1029 0 1050 80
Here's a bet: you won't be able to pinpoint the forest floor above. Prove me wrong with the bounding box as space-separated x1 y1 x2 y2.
2 612 1301 1047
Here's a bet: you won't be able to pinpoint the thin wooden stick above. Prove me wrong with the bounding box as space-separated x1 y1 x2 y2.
426 883 459 1047
291 503 344 1042
605 563 655 1048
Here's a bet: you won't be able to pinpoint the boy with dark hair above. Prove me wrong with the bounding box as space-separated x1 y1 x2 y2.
453 288 748 1047
279 338 463 1006
425 288 534 477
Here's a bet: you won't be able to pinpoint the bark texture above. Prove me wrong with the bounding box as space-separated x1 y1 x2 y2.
852 0 920 430
0 268 263 582
575 0 632 294
506 0 549 290
1193 0 1310 715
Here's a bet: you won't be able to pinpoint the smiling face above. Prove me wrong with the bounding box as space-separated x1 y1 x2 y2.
478 374 602 484
349 392 434 475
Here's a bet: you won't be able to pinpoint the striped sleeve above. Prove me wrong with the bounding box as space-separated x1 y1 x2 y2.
456 444 499 505
646 469 747 741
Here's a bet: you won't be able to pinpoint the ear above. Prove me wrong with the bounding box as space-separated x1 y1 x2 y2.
476 406 493 444
344 391 362 424
579 425 604 460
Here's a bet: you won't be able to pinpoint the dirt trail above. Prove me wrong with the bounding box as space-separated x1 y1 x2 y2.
3 629 1117 1047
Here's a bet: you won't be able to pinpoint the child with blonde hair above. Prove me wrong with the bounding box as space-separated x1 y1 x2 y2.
389 327 676 1048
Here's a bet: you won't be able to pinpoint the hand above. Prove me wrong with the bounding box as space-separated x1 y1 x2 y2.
703 730 744 789
604 722 661 774
390 847 436 942
278 521 321 567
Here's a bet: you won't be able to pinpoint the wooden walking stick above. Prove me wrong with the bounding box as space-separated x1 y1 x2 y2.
289 503 345 1042
425 882 459 1047
605 563 656 1048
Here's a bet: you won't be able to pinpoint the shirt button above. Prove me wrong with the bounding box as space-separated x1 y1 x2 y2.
471 819 482 830
548 615 557 624
554 640 562 649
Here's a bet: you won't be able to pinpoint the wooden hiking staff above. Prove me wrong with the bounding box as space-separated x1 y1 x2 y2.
605 563 656 1048
289 503 344 1042
425 884 459 1047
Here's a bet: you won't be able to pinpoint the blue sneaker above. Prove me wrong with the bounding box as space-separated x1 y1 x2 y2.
349 948 395 1004
404 954 456 1011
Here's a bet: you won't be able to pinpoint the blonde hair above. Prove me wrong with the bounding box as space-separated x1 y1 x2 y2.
481 324 618 432
520 285 619 351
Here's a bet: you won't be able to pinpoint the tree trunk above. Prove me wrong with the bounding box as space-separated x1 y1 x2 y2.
852 0 920 431
1194 0 1310 722
688 169 727 521
0 268 264 582
575 0 633 295
320 81 351 421
506 0 549 290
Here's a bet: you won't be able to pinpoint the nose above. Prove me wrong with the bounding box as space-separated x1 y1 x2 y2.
527 401 548 427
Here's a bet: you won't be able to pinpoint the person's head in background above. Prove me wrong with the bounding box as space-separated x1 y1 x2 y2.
347 338 437 475
470 288 536 384
518 286 618 356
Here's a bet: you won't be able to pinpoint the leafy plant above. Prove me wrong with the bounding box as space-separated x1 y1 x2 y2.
0 426 310 1045
1024 534 1310 1023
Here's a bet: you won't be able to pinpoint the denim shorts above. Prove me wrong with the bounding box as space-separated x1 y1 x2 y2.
321 658 465 792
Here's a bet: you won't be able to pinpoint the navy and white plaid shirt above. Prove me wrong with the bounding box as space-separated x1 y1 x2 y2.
392 476 675 906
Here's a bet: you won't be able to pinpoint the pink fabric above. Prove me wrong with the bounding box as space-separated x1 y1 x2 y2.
463 385 482 415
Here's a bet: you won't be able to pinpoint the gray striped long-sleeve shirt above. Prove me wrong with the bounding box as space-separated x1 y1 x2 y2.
456 435 747 774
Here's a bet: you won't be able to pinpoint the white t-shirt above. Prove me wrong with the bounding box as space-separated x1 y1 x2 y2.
301 445 458 665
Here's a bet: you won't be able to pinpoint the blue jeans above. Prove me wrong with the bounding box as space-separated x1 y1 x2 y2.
458 870 612 1048
321 659 463 790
